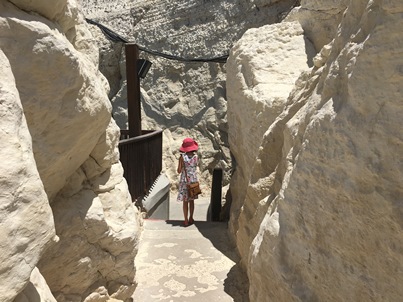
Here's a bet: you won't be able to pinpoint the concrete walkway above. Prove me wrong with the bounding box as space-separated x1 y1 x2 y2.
132 196 249 301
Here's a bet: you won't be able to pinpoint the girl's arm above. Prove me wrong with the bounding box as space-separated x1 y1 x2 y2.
177 155 184 174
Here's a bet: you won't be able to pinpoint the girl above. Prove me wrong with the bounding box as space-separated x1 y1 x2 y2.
177 138 199 226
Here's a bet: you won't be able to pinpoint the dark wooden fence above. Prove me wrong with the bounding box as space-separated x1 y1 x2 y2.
119 129 163 201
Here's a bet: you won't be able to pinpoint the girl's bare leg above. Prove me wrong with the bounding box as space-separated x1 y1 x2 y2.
189 200 194 224
183 201 189 225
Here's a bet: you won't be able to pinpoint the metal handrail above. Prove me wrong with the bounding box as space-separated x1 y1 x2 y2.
119 129 161 144
119 129 163 201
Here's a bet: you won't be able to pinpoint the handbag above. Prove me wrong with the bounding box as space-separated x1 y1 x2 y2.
187 181 202 198
183 157 202 198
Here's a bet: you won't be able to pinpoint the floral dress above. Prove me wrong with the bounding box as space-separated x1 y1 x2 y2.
177 153 199 202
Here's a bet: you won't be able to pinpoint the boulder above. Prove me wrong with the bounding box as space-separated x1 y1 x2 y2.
227 0 403 301
0 48 55 301
0 1 141 301
14 268 58 302
227 21 315 262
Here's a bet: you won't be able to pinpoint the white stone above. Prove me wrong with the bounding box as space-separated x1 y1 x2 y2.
14 268 57 302
38 140 141 300
227 21 314 265
285 0 349 51
0 1 142 301
0 48 56 301
0 1 112 201
228 0 403 301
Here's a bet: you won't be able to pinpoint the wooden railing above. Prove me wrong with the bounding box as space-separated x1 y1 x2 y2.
119 129 163 201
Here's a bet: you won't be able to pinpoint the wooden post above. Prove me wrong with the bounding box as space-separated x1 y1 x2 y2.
125 43 141 137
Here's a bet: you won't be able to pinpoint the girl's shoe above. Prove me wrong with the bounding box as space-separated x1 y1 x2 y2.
189 218 194 225
183 220 189 227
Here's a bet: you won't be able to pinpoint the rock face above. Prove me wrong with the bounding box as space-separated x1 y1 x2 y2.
80 0 299 192
0 47 55 302
226 20 315 266
227 0 403 301
14 268 57 302
0 1 141 301
2 0 401 301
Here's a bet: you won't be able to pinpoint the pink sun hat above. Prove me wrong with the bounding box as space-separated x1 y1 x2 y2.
179 138 199 152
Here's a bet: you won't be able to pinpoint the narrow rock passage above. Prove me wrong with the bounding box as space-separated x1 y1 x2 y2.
132 196 249 301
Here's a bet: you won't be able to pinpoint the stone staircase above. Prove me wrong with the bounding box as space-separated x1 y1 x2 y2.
132 194 249 301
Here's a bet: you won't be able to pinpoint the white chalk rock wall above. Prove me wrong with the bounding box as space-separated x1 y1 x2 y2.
0 0 141 301
14 268 57 302
80 0 300 191
38 153 140 301
228 0 403 301
2 0 110 201
0 48 55 301
285 0 349 51
227 20 315 265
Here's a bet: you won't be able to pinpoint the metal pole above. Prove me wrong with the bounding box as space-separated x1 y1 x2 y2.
125 43 141 137
210 168 223 221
